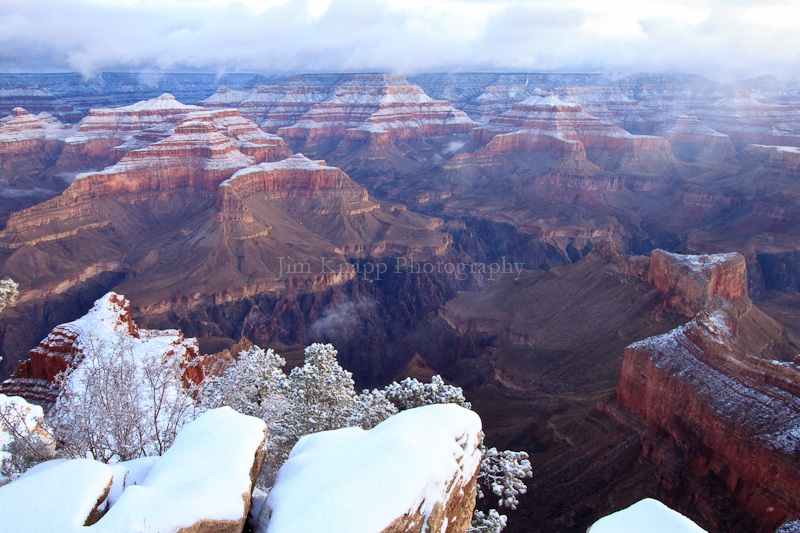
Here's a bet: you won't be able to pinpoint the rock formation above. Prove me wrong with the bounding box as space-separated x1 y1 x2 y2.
654 115 734 162
688 90 800 149
465 92 678 175
0 108 72 167
0 407 267 533
608 253 800 532
58 93 204 170
0 292 204 405
647 249 748 316
258 404 482 533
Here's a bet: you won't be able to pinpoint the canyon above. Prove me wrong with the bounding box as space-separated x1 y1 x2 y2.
1 72 800 532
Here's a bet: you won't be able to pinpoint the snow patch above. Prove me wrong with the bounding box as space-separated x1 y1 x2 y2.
589 498 706 532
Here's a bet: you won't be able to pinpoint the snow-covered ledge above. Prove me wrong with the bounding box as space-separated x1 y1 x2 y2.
258 403 482 533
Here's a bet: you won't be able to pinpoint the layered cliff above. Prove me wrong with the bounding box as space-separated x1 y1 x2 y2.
466 93 677 175
0 292 204 405
688 91 800 149
610 252 800 532
58 93 204 169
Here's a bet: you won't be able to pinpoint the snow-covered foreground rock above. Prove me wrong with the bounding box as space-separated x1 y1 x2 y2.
0 407 267 533
588 498 707 532
258 403 482 533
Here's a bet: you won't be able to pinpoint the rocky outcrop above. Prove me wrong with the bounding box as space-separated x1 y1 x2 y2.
0 459 115 531
0 292 204 405
647 249 748 316
0 107 72 160
92 407 267 533
466 93 677 175
739 144 800 171
258 404 482 533
0 107 74 193
588 498 706 532
217 153 368 211
0 408 267 533
608 252 800 532
654 115 734 162
58 93 203 170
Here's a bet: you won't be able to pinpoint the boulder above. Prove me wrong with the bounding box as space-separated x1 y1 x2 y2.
258 404 482 533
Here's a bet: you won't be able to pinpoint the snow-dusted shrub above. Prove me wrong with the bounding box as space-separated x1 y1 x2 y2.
476 446 532 509
383 375 471 410
203 345 287 423
0 277 18 315
0 395 55 483
49 336 200 462
469 509 508 533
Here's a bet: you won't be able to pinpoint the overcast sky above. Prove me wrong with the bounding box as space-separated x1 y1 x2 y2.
1 0 799 80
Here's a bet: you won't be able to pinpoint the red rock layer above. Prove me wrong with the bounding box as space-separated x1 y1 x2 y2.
58 93 203 169
654 115 735 162
647 249 748 316
0 292 204 405
616 304 800 532
468 93 676 174
216 153 368 214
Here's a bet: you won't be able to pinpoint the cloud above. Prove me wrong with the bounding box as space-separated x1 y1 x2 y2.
0 0 799 80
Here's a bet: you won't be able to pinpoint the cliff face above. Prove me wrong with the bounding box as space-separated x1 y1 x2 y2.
654 115 735 162
0 292 204 405
612 252 800 532
467 93 678 175
647 249 748 316
58 93 204 169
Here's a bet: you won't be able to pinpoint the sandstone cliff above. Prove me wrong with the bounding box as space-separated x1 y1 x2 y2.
0 292 204 405
609 252 800 532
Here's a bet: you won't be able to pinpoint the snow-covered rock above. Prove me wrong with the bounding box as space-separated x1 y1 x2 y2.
92 407 267 533
0 458 114 531
0 407 267 533
258 403 482 533
588 498 706 532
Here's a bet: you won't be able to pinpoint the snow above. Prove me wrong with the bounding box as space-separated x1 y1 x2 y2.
260 403 482 533
0 394 53 482
588 498 706 533
221 153 334 187
0 408 265 533
0 458 114 532
113 93 202 113
91 407 266 532
107 456 159 506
